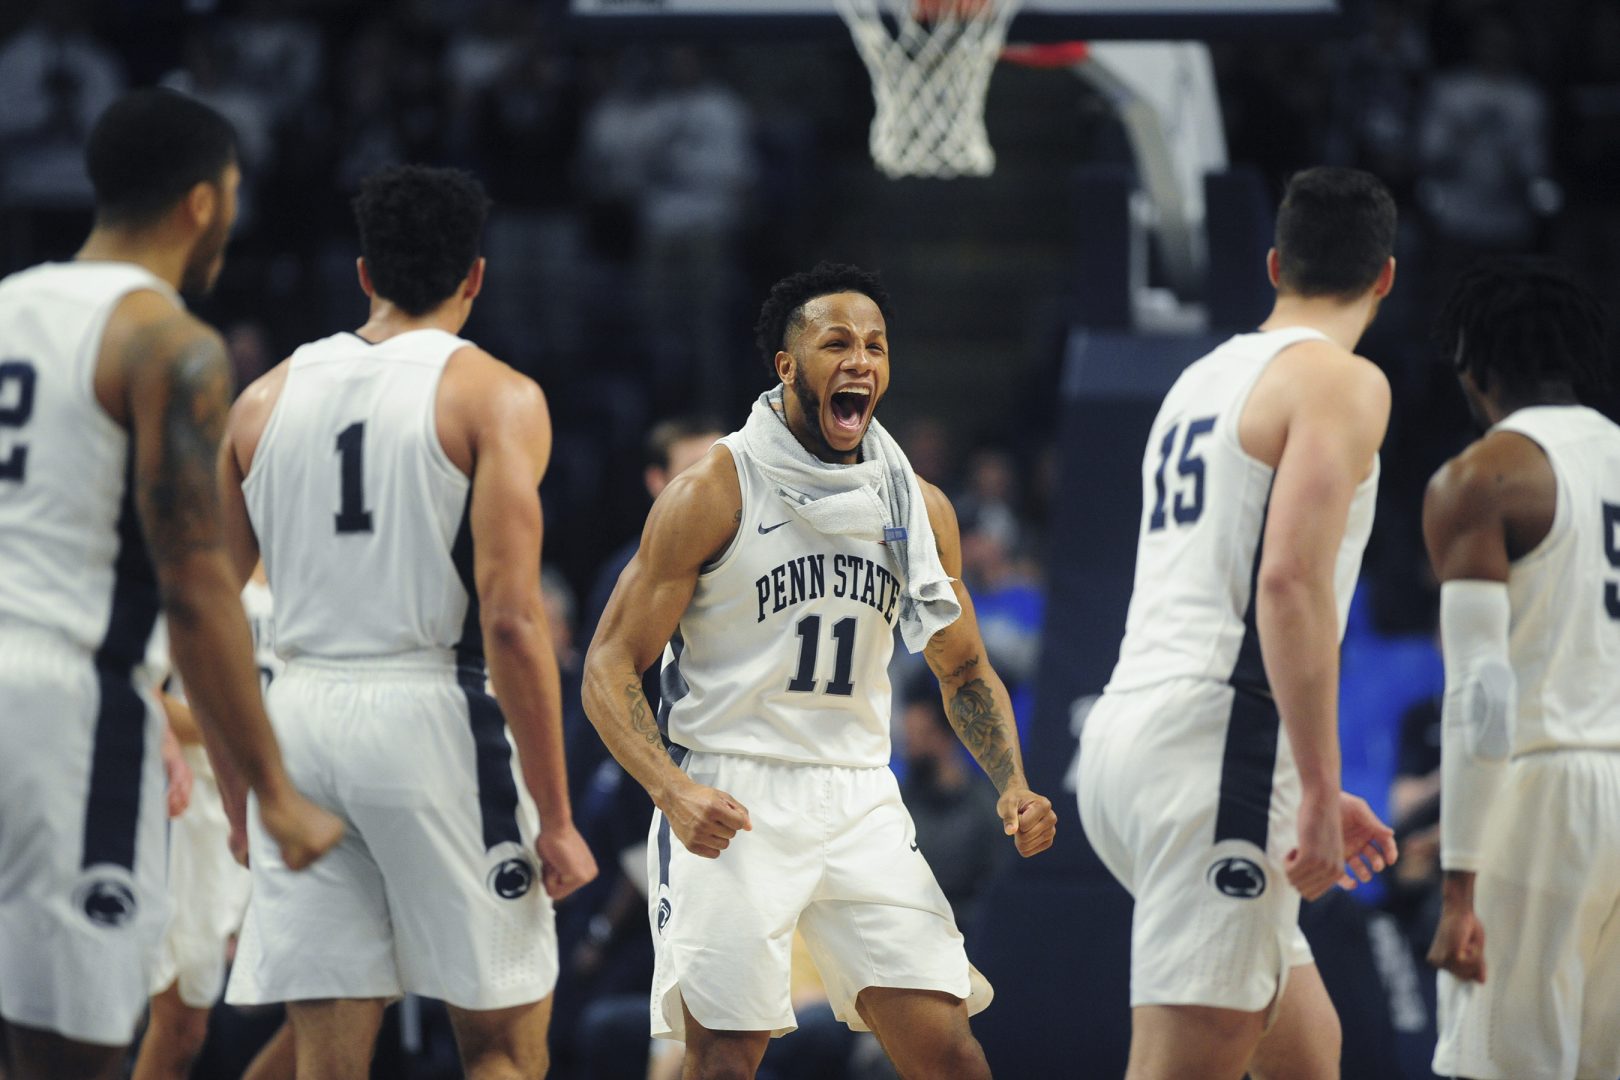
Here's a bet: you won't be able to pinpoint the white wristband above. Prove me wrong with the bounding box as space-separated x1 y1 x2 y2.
1438 579 1516 872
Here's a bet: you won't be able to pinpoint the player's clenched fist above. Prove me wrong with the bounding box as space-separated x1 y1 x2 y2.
1428 904 1487 983
668 781 753 859
536 822 600 902
997 787 1056 857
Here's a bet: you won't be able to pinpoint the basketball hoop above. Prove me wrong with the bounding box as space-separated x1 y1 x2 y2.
835 0 1024 179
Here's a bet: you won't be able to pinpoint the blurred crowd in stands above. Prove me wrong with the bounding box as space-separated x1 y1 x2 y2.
1 0 1615 1075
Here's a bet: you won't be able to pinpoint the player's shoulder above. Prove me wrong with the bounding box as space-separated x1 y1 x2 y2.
1425 426 1552 528
660 440 740 515
1270 337 1390 408
914 475 959 538
109 288 222 364
643 441 741 566
442 343 548 422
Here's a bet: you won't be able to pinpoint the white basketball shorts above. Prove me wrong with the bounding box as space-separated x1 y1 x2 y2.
1078 677 1312 1014
1433 749 1620 1080
149 748 252 1009
648 749 992 1041
0 623 169 1046
225 656 556 1011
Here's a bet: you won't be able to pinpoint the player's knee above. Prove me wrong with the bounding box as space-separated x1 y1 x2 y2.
685 1046 761 1080
925 1033 991 1080
145 1002 211 1066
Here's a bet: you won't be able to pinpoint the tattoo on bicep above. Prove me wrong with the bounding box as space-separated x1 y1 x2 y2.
626 679 663 747
947 675 1016 792
135 326 232 564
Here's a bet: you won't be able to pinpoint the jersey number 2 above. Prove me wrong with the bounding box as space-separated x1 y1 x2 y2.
0 360 38 482
334 422 373 533
1604 502 1620 621
787 615 857 696
1149 416 1216 531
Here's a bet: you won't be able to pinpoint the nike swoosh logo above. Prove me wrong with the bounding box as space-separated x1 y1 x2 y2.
758 521 789 534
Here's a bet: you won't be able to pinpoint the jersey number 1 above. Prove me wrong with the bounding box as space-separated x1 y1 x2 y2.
334 422 373 533
1604 502 1620 621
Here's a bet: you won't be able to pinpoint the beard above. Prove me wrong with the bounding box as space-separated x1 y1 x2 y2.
789 377 838 459
179 207 231 297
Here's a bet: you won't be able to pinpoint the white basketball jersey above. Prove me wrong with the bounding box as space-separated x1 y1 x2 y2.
242 329 475 665
0 261 179 670
660 435 900 767
1495 405 1620 752
1107 328 1378 696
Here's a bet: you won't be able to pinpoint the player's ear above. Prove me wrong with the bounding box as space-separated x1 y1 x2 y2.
463 257 486 301
1373 256 1396 299
774 349 796 386
356 257 375 299
1265 248 1282 289
183 180 217 234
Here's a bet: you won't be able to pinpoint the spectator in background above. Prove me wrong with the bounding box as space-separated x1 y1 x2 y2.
956 500 1044 700
900 678 1008 938
0 0 123 258
1417 10 1556 266
1327 0 1429 197
637 47 757 412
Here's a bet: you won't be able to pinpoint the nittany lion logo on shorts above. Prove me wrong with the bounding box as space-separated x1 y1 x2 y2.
74 877 137 928
656 885 673 934
1207 856 1267 899
488 857 534 900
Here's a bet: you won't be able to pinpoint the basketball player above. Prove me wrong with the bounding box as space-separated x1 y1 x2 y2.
219 164 598 1080
1424 259 1620 1080
1077 166 1402 1080
584 261 1058 1080
0 88 341 1080
132 565 278 1080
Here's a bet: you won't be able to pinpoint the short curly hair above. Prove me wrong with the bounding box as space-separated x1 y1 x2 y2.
753 262 891 374
352 165 491 317
1437 256 1612 405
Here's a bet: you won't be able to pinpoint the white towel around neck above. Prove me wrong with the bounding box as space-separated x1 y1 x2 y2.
737 385 961 653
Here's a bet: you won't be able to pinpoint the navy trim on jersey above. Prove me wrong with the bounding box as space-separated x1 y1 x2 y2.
657 630 690 738
459 673 523 851
82 672 148 869
655 744 689 888
93 447 161 674
1228 484 1273 700
447 491 520 850
83 448 160 870
1215 484 1280 848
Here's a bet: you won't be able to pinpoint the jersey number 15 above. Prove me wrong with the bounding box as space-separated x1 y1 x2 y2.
1148 416 1216 531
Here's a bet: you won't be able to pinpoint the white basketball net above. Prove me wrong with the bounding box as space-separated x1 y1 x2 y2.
835 0 1023 179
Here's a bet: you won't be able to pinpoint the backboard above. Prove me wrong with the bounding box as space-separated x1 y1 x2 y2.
565 0 1351 42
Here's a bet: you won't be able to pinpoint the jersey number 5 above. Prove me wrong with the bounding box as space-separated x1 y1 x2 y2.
0 360 38 482
1604 502 1620 621
1149 416 1216 531
334 421 374 533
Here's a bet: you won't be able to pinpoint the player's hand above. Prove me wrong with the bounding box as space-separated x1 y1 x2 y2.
257 787 344 871
161 723 193 819
1336 791 1397 890
535 822 599 902
1286 789 1345 900
997 786 1057 857
1428 902 1487 983
666 781 752 859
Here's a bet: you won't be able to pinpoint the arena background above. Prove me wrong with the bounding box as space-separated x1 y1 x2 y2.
2 0 1617 1076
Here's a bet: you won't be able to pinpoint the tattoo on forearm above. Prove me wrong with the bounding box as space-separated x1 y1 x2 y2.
135 326 231 564
945 664 1018 792
626 679 662 747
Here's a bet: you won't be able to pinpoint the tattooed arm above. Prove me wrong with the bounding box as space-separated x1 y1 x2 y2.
919 480 1057 857
582 444 752 859
114 295 340 870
